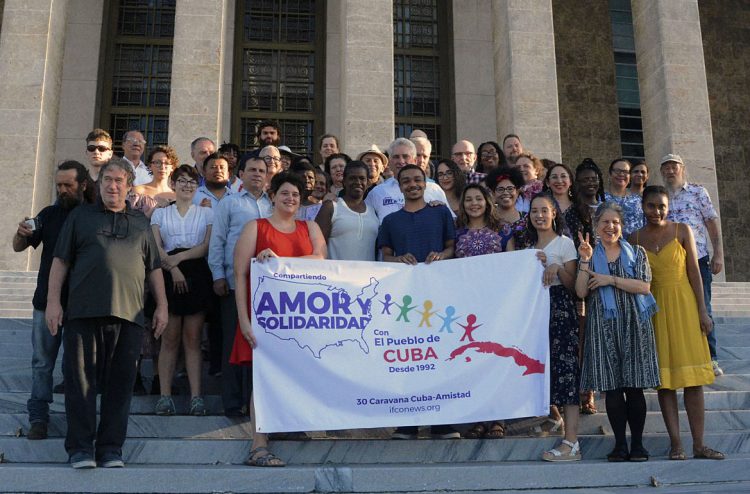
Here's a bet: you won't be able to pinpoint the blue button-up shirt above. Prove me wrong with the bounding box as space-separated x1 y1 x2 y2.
208 190 272 289
193 184 231 209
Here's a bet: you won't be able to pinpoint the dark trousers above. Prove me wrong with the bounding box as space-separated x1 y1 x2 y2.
63 317 142 459
207 293 223 372
220 291 249 411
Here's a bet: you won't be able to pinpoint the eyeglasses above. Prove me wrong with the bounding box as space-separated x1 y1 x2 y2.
610 168 630 176
150 160 171 167
577 177 599 184
436 170 454 179
263 156 281 163
494 186 516 194
125 137 146 146
175 178 198 187
87 145 110 153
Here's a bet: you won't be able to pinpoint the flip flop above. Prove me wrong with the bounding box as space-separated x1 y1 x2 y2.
669 447 686 460
245 447 286 467
693 446 725 460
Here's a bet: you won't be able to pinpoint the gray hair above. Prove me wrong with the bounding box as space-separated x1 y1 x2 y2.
388 137 416 157
410 136 432 153
593 201 624 226
190 137 215 151
259 145 280 156
100 157 135 187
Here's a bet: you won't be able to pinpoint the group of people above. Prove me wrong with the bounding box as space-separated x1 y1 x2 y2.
13 120 726 468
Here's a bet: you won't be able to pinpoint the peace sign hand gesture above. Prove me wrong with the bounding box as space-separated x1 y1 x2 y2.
578 232 593 262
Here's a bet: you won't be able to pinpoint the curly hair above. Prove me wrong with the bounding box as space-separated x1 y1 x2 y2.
147 145 179 167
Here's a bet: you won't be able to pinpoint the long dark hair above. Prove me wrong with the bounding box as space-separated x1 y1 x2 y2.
435 159 466 201
457 184 501 231
526 192 564 246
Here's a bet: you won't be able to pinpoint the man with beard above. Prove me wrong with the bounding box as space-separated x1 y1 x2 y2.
376 164 457 440
502 134 524 164
219 142 242 193
209 156 271 415
12 161 94 441
660 153 725 376
194 152 231 208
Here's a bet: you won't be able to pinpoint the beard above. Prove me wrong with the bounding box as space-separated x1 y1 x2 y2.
205 178 229 189
59 189 84 210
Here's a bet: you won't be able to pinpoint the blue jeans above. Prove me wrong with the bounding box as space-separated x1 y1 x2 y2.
27 309 63 424
698 255 717 359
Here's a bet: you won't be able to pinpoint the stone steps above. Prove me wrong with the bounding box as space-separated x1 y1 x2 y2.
0 456 746 494
1 432 748 465
0 281 747 492
2 409 749 440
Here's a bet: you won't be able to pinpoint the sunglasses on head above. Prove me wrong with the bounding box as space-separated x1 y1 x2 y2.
87 145 110 153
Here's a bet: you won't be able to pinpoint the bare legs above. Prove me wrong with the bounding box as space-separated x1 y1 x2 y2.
658 386 706 453
157 313 205 398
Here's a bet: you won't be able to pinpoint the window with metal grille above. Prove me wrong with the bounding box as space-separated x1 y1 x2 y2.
393 0 452 158
232 0 324 155
100 0 174 154
609 0 644 161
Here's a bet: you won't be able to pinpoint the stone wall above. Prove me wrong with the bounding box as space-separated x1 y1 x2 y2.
699 0 750 281
551 0 621 170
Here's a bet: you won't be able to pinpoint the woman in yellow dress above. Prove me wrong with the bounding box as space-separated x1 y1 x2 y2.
630 185 723 461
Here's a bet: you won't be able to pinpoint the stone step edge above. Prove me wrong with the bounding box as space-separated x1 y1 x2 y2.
0 456 749 493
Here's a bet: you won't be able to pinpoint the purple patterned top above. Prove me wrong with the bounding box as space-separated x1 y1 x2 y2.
455 227 503 258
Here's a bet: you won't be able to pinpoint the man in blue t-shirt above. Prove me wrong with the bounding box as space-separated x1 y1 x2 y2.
377 165 455 264
376 164 458 440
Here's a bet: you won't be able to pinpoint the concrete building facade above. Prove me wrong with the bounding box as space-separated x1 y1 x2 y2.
0 0 747 280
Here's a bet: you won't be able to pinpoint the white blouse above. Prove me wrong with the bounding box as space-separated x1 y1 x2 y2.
151 204 214 253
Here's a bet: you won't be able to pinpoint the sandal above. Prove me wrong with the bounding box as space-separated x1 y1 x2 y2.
629 445 649 462
580 391 597 415
669 447 686 460
463 422 486 439
542 439 582 462
484 421 505 439
607 445 629 462
532 418 564 437
693 446 725 460
244 447 286 467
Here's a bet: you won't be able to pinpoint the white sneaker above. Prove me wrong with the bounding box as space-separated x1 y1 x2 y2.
712 360 724 377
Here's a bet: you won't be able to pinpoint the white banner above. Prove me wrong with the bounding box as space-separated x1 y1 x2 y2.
251 250 550 432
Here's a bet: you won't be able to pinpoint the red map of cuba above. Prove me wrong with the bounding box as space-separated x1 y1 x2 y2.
447 341 545 376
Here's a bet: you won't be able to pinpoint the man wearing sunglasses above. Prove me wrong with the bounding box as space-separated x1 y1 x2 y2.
84 129 113 181
45 159 168 469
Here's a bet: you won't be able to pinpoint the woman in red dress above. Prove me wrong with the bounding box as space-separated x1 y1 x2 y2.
232 172 326 467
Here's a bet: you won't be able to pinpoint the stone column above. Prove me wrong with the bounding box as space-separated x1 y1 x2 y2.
453 0 497 144
168 0 230 161
491 0 561 161
631 1 719 196
0 0 69 271
327 0 394 156
632 0 722 278
53 0 107 168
